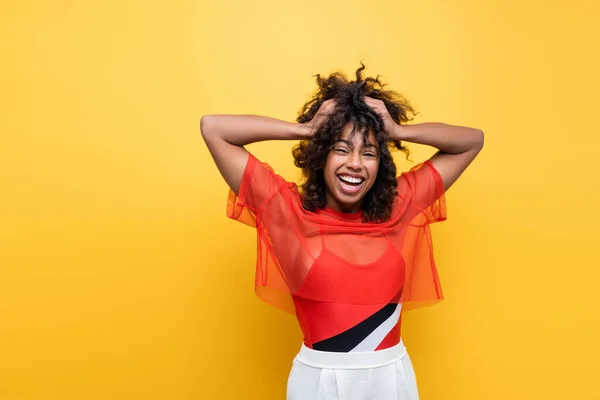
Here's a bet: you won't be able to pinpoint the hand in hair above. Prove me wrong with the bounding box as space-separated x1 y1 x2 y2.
302 99 337 136
363 96 400 140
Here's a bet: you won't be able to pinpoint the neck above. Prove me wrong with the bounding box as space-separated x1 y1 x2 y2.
325 194 362 215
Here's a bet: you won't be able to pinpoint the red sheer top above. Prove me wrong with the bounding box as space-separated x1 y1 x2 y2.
227 153 446 344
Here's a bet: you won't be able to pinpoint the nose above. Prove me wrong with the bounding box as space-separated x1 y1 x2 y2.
345 150 362 170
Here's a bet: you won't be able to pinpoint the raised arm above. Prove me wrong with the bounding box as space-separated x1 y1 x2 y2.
364 97 484 192
200 115 313 194
201 100 335 193
394 123 484 191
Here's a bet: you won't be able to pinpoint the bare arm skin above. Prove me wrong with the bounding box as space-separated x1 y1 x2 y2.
200 100 334 194
200 115 312 194
394 123 484 191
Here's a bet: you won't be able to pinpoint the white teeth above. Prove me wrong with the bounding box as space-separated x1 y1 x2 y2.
339 175 364 184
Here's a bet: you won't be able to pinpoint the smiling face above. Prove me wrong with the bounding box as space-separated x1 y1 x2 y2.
323 122 380 214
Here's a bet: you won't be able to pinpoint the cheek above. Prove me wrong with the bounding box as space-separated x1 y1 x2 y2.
324 155 340 176
363 162 380 191
367 161 380 182
322 158 335 185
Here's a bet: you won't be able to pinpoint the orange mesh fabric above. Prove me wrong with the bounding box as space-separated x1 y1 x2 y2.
227 153 447 315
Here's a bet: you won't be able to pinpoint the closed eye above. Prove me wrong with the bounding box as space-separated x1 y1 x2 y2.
334 147 349 154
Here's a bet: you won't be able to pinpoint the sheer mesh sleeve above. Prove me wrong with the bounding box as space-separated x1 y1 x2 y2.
397 160 446 227
226 153 288 226
395 160 447 310
226 153 296 314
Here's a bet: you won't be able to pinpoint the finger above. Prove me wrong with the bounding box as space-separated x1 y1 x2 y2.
365 97 383 107
364 98 378 108
323 99 336 110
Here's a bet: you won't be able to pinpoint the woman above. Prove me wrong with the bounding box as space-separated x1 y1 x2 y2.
200 64 483 400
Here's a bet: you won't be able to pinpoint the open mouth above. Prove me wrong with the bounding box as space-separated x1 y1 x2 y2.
337 174 365 194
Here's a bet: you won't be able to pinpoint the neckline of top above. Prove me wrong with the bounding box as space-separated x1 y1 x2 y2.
318 206 363 220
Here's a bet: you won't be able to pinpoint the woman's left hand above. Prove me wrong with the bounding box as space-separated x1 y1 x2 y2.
363 96 404 140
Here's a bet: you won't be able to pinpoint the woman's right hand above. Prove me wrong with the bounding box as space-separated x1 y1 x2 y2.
302 99 336 136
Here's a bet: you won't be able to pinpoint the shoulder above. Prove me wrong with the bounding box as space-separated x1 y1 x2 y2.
396 160 443 193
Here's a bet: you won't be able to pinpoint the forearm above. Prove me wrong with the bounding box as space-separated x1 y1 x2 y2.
200 114 311 146
394 123 484 154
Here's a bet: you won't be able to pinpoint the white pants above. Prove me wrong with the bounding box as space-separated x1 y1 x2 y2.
287 340 419 400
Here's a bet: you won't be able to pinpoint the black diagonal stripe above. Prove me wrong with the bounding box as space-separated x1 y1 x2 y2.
312 303 398 352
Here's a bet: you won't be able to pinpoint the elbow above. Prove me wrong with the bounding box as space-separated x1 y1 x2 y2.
200 115 210 134
200 115 215 139
474 129 484 150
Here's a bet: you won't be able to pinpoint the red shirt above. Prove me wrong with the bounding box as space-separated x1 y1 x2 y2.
227 153 446 352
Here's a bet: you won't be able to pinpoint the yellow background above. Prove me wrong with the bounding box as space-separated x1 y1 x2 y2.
1 0 599 399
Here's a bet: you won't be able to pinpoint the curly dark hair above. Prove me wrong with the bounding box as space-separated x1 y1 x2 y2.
293 62 416 222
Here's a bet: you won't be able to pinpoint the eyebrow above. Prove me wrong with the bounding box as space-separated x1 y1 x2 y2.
334 139 378 149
